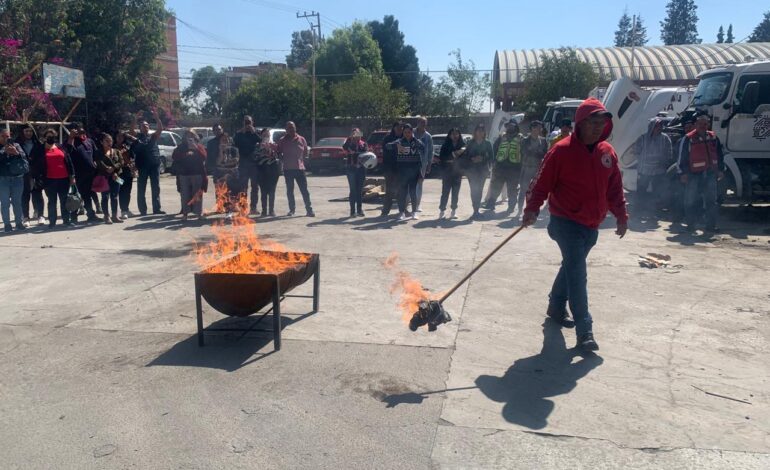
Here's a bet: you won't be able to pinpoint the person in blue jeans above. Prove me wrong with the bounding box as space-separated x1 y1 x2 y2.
342 128 368 217
0 128 28 233
523 98 628 352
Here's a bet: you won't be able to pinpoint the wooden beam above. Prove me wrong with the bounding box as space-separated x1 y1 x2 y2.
61 98 82 123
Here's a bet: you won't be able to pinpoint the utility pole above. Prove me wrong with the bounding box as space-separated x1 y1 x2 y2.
630 14 637 81
297 11 321 145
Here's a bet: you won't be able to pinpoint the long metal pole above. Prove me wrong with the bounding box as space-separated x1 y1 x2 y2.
312 35 316 146
630 15 637 80
438 226 526 303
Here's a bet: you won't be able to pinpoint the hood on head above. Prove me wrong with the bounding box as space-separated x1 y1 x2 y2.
574 97 613 143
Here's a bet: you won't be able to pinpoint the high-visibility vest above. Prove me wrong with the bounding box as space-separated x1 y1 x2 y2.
687 130 719 173
496 136 520 164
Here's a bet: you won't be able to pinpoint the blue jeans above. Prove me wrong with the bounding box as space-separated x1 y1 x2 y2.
137 165 161 214
346 166 366 213
0 175 24 228
547 216 599 336
684 171 718 229
397 163 421 214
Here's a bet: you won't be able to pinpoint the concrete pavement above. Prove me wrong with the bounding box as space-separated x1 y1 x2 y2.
1 173 768 469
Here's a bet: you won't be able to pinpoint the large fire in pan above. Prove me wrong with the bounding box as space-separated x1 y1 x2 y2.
194 183 311 274
383 253 437 324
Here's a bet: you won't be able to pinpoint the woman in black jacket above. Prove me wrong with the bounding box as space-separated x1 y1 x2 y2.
39 128 75 229
458 124 493 220
379 121 403 217
436 128 466 220
94 133 124 224
16 124 46 225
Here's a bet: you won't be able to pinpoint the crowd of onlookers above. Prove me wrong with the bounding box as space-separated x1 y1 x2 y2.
0 107 726 234
0 113 553 232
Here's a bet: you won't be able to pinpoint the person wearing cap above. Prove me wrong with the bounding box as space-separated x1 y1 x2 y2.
671 116 696 225
485 119 523 215
342 127 369 217
523 98 628 352
516 120 548 214
548 118 572 149
384 123 425 221
677 112 725 233
632 118 673 216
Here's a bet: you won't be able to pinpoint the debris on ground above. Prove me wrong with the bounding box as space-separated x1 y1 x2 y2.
638 253 672 269
691 385 752 405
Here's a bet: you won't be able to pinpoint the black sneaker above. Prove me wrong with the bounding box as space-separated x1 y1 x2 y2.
546 305 575 328
153 210 167 215
577 333 599 351
306 210 315 217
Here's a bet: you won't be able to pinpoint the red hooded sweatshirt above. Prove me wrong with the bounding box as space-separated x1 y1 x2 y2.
524 98 628 229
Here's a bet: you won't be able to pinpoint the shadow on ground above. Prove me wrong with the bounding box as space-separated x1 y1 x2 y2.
147 311 315 372
475 319 604 430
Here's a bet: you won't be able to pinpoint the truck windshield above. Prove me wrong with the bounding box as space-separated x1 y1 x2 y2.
693 72 733 106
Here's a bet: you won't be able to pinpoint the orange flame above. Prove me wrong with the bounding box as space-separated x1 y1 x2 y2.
383 252 436 324
186 189 204 207
194 182 310 274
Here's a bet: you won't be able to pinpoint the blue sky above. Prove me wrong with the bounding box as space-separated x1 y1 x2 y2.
168 0 767 89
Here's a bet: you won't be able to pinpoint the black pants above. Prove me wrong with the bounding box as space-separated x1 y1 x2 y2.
284 169 312 213
137 165 161 214
119 172 133 213
100 180 120 218
439 166 462 211
397 163 421 214
75 174 96 219
346 166 366 213
486 164 520 211
239 162 260 212
381 169 398 215
467 171 487 213
257 164 280 214
44 178 70 226
22 176 45 219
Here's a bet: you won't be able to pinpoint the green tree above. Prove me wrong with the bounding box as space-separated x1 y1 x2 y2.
660 0 700 45
286 30 315 69
223 69 314 128
411 75 462 117
749 14 770 42
726 24 735 43
182 66 225 116
615 10 649 47
716 25 724 43
315 22 383 81
522 48 599 117
438 50 491 117
329 72 408 126
367 15 420 97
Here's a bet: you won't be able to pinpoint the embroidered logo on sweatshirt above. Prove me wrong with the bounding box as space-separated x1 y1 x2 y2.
601 153 612 168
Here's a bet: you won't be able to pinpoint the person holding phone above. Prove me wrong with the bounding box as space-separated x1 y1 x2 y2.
0 128 28 232
94 133 124 224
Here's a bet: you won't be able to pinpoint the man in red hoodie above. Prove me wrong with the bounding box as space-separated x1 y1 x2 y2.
523 98 628 351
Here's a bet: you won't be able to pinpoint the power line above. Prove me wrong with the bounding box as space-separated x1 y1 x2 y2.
178 44 290 52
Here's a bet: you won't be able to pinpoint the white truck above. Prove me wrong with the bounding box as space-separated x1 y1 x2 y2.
686 60 770 201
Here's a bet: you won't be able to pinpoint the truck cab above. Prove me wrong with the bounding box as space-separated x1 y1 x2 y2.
692 61 770 200
542 99 582 135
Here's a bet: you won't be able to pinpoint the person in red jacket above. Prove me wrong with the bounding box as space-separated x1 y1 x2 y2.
522 98 628 351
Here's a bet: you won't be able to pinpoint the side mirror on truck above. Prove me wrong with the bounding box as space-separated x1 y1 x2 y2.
740 81 760 115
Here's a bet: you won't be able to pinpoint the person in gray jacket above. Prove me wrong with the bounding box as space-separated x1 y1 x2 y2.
632 118 672 214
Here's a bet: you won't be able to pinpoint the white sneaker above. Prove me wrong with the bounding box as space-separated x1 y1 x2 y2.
449 209 457 219
397 212 408 221
438 210 445 219
23 220 31 228
37 216 46 224
120 213 128 220
411 213 419 220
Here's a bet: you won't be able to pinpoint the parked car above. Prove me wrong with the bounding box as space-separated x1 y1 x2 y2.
366 130 389 171
157 130 182 174
428 133 472 178
308 137 348 173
